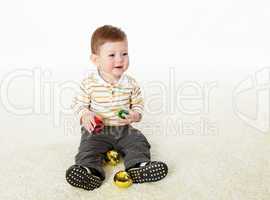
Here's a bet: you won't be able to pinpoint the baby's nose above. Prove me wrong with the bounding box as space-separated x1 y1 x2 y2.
115 54 124 62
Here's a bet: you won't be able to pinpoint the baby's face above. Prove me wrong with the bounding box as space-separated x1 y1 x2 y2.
93 40 129 81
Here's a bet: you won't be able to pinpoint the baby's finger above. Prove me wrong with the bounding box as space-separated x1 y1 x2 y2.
82 119 93 132
84 125 91 133
89 118 96 127
124 114 133 122
118 118 130 125
118 121 128 126
87 123 94 132
90 119 96 127
125 115 132 121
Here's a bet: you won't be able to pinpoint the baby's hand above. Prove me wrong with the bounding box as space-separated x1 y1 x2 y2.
81 110 96 133
118 110 141 125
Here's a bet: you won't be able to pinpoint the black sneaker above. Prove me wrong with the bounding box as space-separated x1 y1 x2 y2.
65 165 102 190
127 161 168 183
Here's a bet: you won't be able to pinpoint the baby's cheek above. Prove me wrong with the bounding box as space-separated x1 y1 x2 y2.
106 60 115 68
107 65 115 72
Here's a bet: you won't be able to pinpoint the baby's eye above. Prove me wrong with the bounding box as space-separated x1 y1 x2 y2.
109 54 115 57
122 52 128 56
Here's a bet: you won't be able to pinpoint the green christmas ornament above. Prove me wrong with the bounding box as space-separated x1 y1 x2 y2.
117 109 129 119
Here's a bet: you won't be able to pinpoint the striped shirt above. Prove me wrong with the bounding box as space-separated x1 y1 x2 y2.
71 70 144 126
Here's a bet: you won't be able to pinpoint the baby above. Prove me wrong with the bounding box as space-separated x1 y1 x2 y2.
66 25 168 190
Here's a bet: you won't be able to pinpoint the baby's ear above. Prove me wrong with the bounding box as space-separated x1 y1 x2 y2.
90 54 98 65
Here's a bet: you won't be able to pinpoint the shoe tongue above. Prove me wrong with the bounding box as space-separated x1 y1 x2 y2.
82 166 92 174
140 162 148 167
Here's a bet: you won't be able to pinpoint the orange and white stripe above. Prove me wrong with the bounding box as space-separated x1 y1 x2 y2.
71 70 144 126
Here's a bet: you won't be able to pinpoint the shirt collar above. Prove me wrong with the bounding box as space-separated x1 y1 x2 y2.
95 69 127 86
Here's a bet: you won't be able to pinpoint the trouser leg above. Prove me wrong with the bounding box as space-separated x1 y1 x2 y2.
75 127 114 180
116 125 151 170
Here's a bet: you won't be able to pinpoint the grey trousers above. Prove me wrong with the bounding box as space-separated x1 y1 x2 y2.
75 125 151 180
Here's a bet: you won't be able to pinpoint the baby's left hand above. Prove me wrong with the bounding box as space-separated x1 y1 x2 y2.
118 110 141 125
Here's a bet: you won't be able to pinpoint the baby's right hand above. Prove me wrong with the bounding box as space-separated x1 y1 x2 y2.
81 110 96 133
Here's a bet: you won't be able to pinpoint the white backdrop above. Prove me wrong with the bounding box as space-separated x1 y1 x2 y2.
1 0 270 132
1 0 270 72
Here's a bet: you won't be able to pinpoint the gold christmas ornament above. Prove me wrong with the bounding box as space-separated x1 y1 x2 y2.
113 171 133 188
106 150 120 166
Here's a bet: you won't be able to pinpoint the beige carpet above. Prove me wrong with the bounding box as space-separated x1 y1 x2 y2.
0 83 270 200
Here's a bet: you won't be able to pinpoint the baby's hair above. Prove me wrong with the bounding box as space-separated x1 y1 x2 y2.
91 25 127 54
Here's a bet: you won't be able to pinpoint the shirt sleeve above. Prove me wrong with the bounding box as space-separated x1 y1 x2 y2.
71 78 91 120
130 79 144 115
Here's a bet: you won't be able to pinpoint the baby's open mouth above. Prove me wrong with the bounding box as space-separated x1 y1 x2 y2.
114 66 123 69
